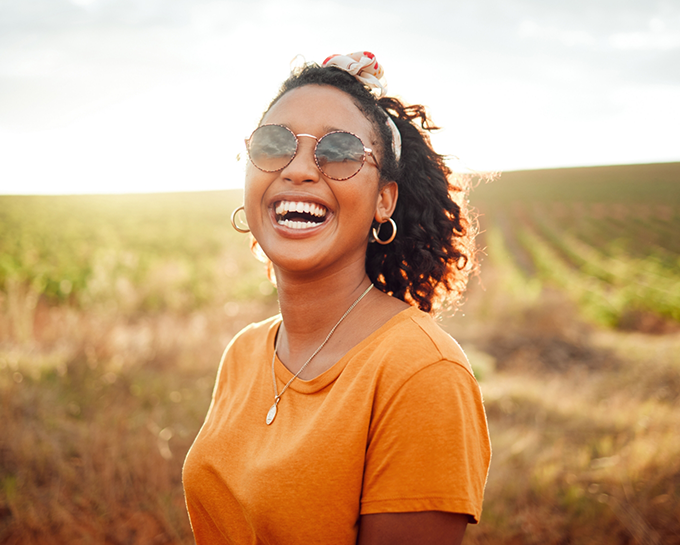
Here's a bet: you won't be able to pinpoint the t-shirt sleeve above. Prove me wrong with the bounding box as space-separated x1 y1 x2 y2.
360 360 491 523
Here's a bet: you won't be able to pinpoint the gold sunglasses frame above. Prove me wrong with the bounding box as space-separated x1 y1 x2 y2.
245 124 381 181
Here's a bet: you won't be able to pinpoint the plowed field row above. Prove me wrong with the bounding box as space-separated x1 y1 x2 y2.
472 163 680 326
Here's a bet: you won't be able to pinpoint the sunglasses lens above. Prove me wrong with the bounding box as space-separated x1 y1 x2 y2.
316 132 366 180
248 125 296 172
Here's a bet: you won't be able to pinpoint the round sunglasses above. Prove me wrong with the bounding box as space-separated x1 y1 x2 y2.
245 124 381 181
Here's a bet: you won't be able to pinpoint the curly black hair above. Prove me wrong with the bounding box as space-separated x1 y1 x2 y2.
257 63 477 315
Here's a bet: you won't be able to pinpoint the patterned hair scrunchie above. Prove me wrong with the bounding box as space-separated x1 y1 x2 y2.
323 51 386 97
322 51 402 163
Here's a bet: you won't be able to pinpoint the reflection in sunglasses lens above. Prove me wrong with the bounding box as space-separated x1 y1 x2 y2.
249 125 296 171
248 126 366 180
317 133 364 180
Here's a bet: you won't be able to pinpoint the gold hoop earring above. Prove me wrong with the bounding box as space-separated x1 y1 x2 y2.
230 206 250 233
372 217 397 245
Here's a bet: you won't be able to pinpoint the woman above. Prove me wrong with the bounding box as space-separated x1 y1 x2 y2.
183 52 491 545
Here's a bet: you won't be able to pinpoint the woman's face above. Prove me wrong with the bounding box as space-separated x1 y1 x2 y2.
244 84 397 279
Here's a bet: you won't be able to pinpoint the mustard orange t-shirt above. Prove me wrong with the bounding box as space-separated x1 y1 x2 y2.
183 306 491 544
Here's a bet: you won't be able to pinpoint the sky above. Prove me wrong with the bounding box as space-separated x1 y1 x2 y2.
1 0 679 195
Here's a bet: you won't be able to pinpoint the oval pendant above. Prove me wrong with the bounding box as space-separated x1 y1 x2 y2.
266 403 277 425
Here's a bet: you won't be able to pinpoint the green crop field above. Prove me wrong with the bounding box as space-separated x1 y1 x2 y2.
1 163 679 544
0 191 273 311
471 162 680 330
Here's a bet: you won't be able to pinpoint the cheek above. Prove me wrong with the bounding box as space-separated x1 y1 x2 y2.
339 184 381 228
244 163 267 203
243 168 267 228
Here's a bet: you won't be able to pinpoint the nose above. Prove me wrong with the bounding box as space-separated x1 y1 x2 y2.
280 135 320 184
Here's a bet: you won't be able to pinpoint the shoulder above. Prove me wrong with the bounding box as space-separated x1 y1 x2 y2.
363 306 475 380
215 314 280 381
347 306 481 416
226 314 280 352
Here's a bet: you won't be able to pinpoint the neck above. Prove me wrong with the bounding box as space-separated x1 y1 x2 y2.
274 263 372 354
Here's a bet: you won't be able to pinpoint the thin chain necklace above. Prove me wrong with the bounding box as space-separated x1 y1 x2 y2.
266 283 373 425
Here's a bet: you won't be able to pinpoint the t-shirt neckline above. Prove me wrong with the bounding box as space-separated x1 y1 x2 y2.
269 305 422 394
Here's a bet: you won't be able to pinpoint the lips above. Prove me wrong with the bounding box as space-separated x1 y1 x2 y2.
274 200 328 230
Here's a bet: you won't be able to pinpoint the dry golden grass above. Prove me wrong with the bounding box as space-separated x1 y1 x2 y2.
448 287 680 545
1 300 279 544
2 281 679 544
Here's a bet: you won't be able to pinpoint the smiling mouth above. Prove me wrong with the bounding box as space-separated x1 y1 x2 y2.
274 200 328 230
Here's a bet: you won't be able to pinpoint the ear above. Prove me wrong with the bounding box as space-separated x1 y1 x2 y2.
374 181 398 222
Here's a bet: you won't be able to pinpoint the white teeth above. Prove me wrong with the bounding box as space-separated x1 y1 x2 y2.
278 219 318 229
274 200 327 218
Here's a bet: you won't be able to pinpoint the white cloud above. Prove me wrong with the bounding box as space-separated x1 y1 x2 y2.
68 0 97 7
518 20 597 48
609 30 680 50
